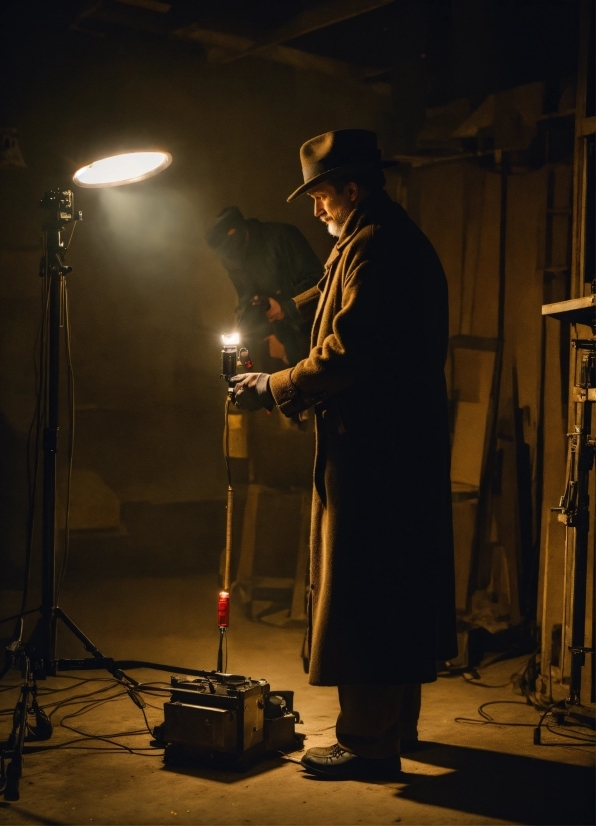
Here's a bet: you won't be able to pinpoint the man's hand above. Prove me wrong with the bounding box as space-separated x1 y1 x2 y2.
229 373 275 412
265 297 285 321
252 295 285 322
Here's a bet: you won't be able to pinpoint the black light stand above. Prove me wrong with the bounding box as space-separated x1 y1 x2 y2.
542 290 596 732
0 190 215 801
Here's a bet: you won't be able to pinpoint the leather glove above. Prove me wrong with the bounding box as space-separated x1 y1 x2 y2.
229 373 275 412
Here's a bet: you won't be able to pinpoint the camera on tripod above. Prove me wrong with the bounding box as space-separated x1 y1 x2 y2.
40 190 81 227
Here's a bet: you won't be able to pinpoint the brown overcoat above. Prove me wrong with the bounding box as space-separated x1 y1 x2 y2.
269 189 457 685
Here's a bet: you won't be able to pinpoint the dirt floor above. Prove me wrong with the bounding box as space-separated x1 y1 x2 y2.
0 574 594 826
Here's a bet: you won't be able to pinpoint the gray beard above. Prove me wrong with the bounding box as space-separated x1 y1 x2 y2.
324 204 352 238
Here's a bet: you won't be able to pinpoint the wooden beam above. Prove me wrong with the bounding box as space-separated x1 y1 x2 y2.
263 44 373 81
243 0 394 53
76 0 168 34
171 24 383 84
114 0 171 12
170 25 252 62
76 2 389 90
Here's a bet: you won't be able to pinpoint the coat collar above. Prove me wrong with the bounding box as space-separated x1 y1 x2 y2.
323 244 340 271
318 190 398 289
335 189 395 251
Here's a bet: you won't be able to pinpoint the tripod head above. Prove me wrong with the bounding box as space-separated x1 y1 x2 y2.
39 190 82 281
40 190 81 230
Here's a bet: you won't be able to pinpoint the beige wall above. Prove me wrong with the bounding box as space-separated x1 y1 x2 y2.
0 39 390 569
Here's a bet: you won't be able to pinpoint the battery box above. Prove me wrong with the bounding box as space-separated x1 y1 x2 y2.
154 671 300 768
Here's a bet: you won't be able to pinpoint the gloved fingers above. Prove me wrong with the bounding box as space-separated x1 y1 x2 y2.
229 372 272 412
233 389 262 411
229 373 249 386
230 374 257 410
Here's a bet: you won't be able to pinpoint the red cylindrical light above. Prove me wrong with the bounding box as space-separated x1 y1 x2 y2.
218 591 230 628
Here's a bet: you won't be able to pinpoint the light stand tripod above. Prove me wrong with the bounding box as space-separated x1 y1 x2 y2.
0 189 217 800
543 288 596 732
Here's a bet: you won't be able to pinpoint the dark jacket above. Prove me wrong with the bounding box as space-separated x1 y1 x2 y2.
221 219 322 365
270 190 457 685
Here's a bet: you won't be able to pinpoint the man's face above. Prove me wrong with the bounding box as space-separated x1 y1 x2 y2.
308 181 356 238
218 226 249 262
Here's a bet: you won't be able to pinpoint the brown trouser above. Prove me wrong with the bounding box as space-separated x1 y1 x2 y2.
336 683 421 759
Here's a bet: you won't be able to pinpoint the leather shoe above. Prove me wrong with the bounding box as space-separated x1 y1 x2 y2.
300 743 401 780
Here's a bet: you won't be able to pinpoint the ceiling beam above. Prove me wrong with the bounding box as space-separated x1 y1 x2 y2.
114 0 171 12
75 1 390 92
171 24 385 86
242 0 394 55
75 0 168 35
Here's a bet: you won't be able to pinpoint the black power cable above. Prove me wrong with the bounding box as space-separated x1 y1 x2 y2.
456 699 539 728
455 649 595 747
0 676 167 757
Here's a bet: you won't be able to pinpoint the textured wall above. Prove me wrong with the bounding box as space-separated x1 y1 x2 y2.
0 33 391 574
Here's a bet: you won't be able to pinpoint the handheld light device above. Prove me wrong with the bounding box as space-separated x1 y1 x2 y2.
221 332 253 391
221 332 240 386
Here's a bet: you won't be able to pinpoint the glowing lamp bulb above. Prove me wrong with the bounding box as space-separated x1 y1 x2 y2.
73 151 172 188
222 332 240 347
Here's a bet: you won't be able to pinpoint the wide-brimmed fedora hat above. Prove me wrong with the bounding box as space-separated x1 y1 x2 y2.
287 129 398 202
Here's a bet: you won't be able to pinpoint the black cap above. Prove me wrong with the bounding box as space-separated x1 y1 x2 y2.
205 206 247 251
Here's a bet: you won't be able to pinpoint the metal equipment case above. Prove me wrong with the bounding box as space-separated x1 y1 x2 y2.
154 671 299 767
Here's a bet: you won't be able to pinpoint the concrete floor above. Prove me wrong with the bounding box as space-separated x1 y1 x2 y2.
0 574 594 826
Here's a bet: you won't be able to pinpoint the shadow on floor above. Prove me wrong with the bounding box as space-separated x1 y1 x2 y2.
161 753 294 784
395 741 595 825
0 803 60 826
160 738 594 825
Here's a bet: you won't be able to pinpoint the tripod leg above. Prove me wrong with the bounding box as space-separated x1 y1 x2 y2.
55 607 109 659
4 664 33 802
54 609 146 711
55 608 139 686
4 750 22 802
30 685 52 741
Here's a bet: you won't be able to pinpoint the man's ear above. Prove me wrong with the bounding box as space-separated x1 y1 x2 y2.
347 181 359 203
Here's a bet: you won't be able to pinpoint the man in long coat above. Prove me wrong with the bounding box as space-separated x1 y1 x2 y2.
231 129 457 779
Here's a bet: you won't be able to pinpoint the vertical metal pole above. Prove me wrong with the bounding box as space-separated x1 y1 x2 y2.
497 157 508 343
224 486 233 592
41 237 62 675
568 395 593 704
565 0 595 703
217 628 225 673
